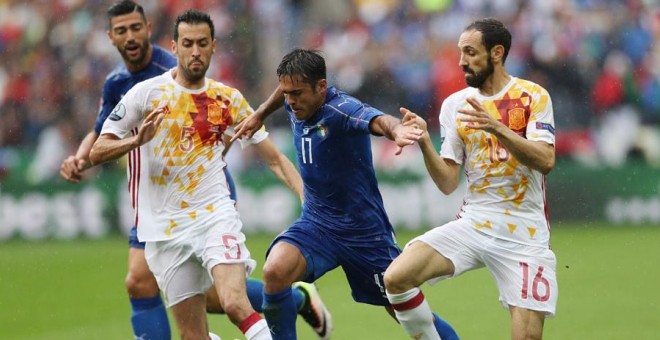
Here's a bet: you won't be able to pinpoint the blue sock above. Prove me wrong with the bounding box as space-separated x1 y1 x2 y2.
263 288 298 340
130 295 171 340
246 278 265 312
433 312 459 340
292 285 305 311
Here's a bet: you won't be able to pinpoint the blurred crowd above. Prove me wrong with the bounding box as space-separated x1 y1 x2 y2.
1 0 659 183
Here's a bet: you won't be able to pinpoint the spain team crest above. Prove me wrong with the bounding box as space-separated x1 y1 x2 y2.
207 102 224 125
508 107 527 131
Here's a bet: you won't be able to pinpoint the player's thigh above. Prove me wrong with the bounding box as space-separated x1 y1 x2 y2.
265 219 339 285
385 240 454 292
404 219 485 286
201 205 257 280
510 305 545 340
145 239 212 308
340 237 400 306
483 240 558 318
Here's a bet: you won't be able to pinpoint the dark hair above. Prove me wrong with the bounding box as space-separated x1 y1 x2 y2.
276 49 326 85
465 18 512 64
107 0 146 27
173 9 215 41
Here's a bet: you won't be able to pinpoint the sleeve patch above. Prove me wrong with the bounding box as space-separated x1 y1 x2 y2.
535 122 555 135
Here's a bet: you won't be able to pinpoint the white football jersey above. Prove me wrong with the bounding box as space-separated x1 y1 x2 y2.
100 70 267 242
439 77 555 247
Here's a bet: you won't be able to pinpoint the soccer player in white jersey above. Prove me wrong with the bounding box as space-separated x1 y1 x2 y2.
383 18 558 340
89 9 303 340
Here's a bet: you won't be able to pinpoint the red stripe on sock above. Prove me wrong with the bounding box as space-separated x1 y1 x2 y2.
391 291 425 311
239 312 262 334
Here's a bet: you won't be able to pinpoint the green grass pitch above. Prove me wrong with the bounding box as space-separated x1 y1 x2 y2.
1 223 658 339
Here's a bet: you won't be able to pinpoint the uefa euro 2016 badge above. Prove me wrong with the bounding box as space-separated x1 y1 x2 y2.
109 103 127 121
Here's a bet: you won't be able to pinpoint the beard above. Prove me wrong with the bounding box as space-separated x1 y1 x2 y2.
464 57 494 88
181 59 209 82
120 40 149 66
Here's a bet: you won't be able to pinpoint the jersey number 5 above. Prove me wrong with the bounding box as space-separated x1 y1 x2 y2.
180 126 195 152
222 234 242 260
519 262 550 302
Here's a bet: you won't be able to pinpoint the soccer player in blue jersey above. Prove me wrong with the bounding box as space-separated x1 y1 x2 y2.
233 49 459 340
60 2 326 339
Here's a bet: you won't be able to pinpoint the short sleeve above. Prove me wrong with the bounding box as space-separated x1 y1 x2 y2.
99 85 145 139
526 87 555 145
438 98 465 164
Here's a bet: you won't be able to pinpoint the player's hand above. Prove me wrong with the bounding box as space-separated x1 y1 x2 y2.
231 113 264 142
400 107 428 132
458 97 502 134
392 108 424 155
60 155 87 183
136 106 167 146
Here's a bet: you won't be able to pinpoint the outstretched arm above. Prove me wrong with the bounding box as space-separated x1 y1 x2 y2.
400 107 461 195
60 130 99 183
232 86 285 142
369 114 423 155
89 107 167 165
253 137 303 203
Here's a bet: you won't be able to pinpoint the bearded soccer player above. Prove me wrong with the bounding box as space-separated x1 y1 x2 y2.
61 2 326 339
384 18 558 340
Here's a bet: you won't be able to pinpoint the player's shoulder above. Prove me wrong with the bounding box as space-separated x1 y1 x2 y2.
207 78 244 98
442 87 474 109
104 64 131 85
151 45 177 69
512 77 549 95
323 86 364 114
126 72 170 97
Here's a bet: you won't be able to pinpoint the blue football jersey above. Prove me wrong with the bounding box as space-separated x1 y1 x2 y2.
286 86 394 244
94 45 176 134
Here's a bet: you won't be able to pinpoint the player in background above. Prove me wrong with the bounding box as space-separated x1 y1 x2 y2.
89 9 303 340
60 2 326 339
232 48 458 340
384 18 558 340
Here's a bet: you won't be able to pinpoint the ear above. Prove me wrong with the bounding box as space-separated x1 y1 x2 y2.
212 38 217 54
490 45 505 64
170 39 176 53
316 79 327 92
146 21 152 38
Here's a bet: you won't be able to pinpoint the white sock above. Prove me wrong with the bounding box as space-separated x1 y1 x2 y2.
244 319 271 340
387 288 441 340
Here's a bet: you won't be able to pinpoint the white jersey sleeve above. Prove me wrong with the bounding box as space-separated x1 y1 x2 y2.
100 81 152 138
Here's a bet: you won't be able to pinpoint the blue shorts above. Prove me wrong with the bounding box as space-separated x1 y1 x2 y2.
267 219 401 306
225 167 237 202
128 225 145 249
128 167 237 249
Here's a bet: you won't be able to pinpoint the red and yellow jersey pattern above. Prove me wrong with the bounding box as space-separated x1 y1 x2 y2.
439 77 555 247
100 71 267 241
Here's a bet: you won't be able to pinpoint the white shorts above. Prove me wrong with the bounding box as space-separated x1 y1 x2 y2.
145 206 256 308
410 218 558 317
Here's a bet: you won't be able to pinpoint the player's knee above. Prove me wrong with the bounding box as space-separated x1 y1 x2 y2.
383 264 415 294
125 269 159 297
262 262 293 293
